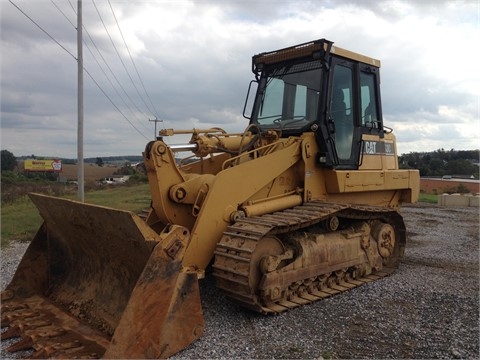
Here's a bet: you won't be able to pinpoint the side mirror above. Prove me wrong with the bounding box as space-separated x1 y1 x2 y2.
242 80 258 119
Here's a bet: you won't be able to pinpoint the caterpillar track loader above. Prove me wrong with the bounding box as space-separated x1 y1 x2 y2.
1 39 419 359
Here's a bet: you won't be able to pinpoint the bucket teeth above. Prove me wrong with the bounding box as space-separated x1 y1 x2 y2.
1 289 15 301
1 314 12 328
27 340 86 359
1 298 109 358
1 302 28 312
29 346 54 359
0 307 33 328
1 325 22 340
1 310 40 327
1 317 52 340
6 335 34 352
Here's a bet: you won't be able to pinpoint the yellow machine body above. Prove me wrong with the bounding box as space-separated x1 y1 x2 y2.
1 39 419 358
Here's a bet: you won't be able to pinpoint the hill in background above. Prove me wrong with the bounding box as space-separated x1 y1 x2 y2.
16 155 143 166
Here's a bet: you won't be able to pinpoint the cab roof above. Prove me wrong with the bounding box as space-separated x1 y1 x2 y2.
253 39 381 69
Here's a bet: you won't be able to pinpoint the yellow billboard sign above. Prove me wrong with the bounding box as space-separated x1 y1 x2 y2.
24 159 62 172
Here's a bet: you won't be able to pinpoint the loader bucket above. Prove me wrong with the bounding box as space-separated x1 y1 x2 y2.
1 193 204 359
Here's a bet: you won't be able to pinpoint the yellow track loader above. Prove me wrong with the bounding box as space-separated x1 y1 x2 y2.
1 39 419 358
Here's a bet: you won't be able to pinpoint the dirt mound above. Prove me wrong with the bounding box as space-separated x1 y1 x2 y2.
61 164 119 181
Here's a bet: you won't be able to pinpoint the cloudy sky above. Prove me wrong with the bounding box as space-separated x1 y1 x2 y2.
1 0 479 159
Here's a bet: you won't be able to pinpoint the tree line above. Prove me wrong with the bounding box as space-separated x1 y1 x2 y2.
3 148 479 179
399 149 479 178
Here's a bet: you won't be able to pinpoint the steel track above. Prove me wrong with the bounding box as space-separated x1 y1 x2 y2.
213 201 405 313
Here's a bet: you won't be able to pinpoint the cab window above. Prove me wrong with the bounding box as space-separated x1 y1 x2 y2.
331 64 354 160
360 72 379 127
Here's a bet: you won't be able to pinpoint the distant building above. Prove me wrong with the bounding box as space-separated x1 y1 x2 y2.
421 177 479 194
102 176 130 185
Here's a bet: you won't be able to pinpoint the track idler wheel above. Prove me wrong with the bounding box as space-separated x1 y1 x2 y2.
372 222 396 259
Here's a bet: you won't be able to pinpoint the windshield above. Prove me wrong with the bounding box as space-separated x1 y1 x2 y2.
255 60 322 131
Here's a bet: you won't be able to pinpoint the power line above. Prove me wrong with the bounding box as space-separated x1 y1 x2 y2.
69 1 151 135
84 68 150 141
9 0 76 60
91 0 151 120
67 0 76 15
108 0 161 120
67 0 162 131
9 0 150 140
81 20 152 133
50 0 76 29
84 40 152 134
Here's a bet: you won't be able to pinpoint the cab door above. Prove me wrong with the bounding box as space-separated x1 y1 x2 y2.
328 57 362 169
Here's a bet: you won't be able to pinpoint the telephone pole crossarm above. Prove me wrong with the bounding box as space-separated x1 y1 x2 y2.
149 118 164 139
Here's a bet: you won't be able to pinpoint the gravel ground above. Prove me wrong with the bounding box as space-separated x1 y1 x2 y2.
1 203 479 359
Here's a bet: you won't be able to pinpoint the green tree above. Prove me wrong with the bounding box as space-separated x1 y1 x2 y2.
1 150 17 172
446 159 476 176
429 158 444 175
114 161 136 176
95 157 104 167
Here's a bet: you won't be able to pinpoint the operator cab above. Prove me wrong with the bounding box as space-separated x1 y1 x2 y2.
248 39 384 169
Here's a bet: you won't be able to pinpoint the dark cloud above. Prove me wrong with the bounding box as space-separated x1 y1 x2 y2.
1 0 478 158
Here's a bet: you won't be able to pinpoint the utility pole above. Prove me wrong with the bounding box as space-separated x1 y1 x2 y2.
77 0 84 202
149 117 163 139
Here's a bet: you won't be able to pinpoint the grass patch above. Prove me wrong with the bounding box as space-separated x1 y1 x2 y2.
1 184 152 247
2 183 438 248
1 196 43 245
418 193 438 204
72 183 151 212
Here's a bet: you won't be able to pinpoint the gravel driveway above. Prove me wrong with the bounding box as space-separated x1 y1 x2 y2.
1 203 479 359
